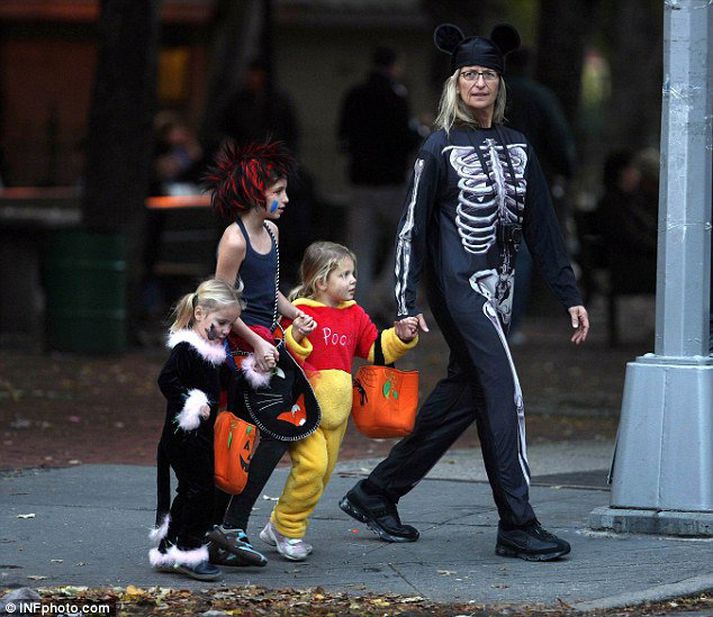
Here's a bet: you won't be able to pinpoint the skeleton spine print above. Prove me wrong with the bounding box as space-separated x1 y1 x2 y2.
445 140 527 324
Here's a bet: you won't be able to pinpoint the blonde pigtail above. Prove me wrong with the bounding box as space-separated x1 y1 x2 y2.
170 293 196 333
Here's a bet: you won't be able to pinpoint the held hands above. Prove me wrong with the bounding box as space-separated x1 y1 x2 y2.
199 404 210 420
292 312 317 343
253 337 279 372
395 313 429 342
568 305 590 345
394 316 419 342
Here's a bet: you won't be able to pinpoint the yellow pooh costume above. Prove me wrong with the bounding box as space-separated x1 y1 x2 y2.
271 298 417 538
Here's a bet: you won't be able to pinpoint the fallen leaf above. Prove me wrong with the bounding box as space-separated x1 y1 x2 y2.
56 586 88 595
124 585 145 597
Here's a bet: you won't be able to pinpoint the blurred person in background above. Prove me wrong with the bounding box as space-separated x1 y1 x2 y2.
504 48 577 343
337 46 421 319
223 57 300 155
222 58 309 288
141 113 208 334
595 147 657 297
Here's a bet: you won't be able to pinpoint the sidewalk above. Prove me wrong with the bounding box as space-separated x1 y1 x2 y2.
3 440 712 612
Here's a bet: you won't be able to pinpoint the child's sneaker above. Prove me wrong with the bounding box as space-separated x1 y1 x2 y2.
206 525 267 567
173 560 222 581
259 520 312 561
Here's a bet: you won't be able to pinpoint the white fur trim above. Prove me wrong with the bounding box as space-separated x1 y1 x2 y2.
168 544 209 566
149 515 170 545
149 547 175 568
241 353 273 389
168 329 226 365
176 389 209 431
149 544 209 568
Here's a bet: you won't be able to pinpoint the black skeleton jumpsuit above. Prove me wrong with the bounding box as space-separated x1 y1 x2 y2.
367 125 582 527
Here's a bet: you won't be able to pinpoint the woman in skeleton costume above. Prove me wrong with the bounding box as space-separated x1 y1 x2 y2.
339 24 589 561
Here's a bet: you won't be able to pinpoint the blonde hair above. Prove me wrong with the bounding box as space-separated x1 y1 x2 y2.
170 278 244 333
289 241 357 301
433 69 507 134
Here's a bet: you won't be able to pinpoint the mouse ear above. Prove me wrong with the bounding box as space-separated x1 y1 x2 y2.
490 24 521 56
433 23 465 54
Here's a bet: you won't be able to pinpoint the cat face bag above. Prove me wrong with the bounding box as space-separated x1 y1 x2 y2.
241 342 321 442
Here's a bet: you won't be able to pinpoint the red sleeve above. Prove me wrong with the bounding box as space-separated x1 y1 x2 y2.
354 306 378 359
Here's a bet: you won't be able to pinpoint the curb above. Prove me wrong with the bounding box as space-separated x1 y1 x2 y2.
571 574 713 612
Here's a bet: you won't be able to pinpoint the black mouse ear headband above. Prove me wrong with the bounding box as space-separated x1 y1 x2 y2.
433 23 465 55
433 23 521 73
489 24 521 57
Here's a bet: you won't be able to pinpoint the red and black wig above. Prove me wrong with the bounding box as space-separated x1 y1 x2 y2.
203 140 296 220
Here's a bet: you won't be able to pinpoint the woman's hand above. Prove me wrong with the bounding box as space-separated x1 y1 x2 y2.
568 305 590 345
394 316 419 342
412 313 430 333
199 404 211 420
253 337 279 371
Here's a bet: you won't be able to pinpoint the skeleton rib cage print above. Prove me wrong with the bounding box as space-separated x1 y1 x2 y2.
445 139 527 255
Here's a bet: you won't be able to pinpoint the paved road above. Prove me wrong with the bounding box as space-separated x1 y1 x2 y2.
3 440 712 611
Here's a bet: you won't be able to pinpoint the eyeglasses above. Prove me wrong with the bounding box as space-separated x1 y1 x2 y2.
459 70 499 83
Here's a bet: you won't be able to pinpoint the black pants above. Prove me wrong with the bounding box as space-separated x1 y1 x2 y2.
161 434 214 550
214 434 289 532
368 281 536 528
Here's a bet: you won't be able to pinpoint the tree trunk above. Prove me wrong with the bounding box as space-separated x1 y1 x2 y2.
81 0 159 347
82 0 159 232
200 0 267 153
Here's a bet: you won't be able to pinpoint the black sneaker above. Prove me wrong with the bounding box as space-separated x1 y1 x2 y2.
495 522 571 561
174 559 222 581
206 525 268 567
339 480 419 543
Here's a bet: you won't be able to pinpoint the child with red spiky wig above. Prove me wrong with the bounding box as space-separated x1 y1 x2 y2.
202 140 317 568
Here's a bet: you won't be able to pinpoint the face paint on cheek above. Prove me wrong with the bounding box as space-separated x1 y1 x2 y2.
206 323 219 341
269 199 279 213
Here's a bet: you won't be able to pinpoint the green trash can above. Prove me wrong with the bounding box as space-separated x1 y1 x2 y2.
44 229 127 353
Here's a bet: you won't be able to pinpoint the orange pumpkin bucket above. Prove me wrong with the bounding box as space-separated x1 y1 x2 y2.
214 410 257 494
351 335 419 438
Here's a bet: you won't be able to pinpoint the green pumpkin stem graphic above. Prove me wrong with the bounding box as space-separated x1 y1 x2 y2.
382 376 399 401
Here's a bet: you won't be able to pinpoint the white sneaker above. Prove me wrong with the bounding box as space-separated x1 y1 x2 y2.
259 520 313 561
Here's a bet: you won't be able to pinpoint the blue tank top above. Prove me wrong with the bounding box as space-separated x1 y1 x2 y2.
235 218 278 329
